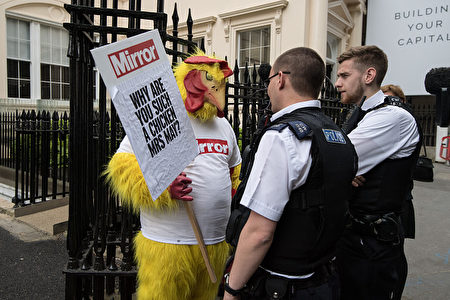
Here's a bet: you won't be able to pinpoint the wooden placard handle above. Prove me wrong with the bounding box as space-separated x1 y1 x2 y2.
185 202 217 283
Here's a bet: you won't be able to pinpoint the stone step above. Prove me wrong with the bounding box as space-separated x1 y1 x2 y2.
0 196 68 236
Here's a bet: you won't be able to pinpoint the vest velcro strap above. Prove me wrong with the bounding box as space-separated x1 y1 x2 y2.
287 121 312 140
290 189 324 210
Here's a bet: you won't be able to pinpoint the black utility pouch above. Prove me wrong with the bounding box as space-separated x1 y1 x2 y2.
265 275 289 299
372 212 401 244
241 269 267 300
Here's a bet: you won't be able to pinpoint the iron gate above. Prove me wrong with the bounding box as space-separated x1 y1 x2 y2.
63 1 196 299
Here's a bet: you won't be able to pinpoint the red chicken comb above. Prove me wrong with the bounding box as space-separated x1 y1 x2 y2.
184 56 233 78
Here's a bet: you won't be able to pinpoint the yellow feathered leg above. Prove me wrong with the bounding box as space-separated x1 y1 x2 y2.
134 232 230 300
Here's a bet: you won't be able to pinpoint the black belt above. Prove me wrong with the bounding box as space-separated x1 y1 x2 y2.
262 262 335 299
287 262 334 290
244 262 336 299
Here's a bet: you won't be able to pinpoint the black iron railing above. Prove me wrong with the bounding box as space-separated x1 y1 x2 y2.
412 103 437 147
224 63 351 151
0 112 16 169
0 110 69 206
62 1 196 299
225 62 270 151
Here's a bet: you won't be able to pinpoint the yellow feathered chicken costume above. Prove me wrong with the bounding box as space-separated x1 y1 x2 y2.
105 51 241 300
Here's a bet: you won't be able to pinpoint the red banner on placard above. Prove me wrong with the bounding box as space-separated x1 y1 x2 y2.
108 39 160 78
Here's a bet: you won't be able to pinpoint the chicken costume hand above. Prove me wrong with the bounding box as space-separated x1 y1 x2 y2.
170 172 193 201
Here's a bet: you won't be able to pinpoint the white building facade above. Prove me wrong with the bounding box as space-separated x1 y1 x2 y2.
0 0 365 108
1 0 71 110
157 0 365 83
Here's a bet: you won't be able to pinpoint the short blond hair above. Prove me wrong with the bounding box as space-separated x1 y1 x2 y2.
381 84 406 102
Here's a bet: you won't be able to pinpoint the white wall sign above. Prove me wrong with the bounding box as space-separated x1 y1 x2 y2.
366 0 450 95
91 30 198 199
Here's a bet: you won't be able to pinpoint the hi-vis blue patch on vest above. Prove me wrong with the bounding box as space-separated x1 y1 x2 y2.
322 129 346 144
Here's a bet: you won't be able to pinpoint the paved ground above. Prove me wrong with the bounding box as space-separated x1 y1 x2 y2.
0 163 449 299
0 214 66 300
402 162 450 300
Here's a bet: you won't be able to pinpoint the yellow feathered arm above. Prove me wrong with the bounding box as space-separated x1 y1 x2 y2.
104 152 179 214
230 163 241 197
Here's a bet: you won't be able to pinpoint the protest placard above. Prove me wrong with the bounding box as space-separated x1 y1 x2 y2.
91 30 198 199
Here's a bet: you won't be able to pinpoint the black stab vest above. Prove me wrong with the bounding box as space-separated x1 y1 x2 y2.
239 107 357 275
346 97 421 218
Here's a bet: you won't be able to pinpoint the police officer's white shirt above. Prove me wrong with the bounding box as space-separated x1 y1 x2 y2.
240 100 319 222
350 90 420 176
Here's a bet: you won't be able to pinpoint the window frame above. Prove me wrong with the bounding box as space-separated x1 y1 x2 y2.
6 18 31 99
326 33 339 83
175 36 206 63
40 24 70 101
6 15 69 101
236 26 271 83
226 17 277 84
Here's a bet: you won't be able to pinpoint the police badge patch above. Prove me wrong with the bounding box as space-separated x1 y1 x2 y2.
322 129 346 144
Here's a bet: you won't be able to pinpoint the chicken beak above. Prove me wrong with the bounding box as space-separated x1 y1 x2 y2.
201 71 226 117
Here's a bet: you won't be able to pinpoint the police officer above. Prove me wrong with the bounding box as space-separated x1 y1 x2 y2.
223 47 357 300
334 45 421 300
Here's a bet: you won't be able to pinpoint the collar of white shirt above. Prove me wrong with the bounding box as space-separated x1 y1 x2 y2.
270 100 321 122
360 90 385 111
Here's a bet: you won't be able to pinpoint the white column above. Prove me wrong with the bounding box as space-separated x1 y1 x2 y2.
348 3 365 47
0 13 7 99
308 0 328 62
30 21 41 100
274 8 282 59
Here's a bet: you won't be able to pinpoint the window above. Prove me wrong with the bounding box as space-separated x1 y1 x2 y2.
41 25 70 100
190 37 205 52
178 37 205 60
178 37 204 52
7 18 31 99
169 37 205 64
237 27 270 82
6 17 69 100
326 33 339 82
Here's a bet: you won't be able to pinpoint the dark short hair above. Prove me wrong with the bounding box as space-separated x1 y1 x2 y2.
337 45 388 86
273 47 325 98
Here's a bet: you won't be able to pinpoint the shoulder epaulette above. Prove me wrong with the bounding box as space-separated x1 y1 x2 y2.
384 95 402 105
366 96 406 114
267 120 312 140
384 95 413 114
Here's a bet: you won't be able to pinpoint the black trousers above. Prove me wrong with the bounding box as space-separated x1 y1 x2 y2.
335 229 407 300
400 197 415 239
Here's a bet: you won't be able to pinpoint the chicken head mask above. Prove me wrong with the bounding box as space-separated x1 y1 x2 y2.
174 52 233 121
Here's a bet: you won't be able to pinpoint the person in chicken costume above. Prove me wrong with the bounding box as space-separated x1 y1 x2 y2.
105 51 241 300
